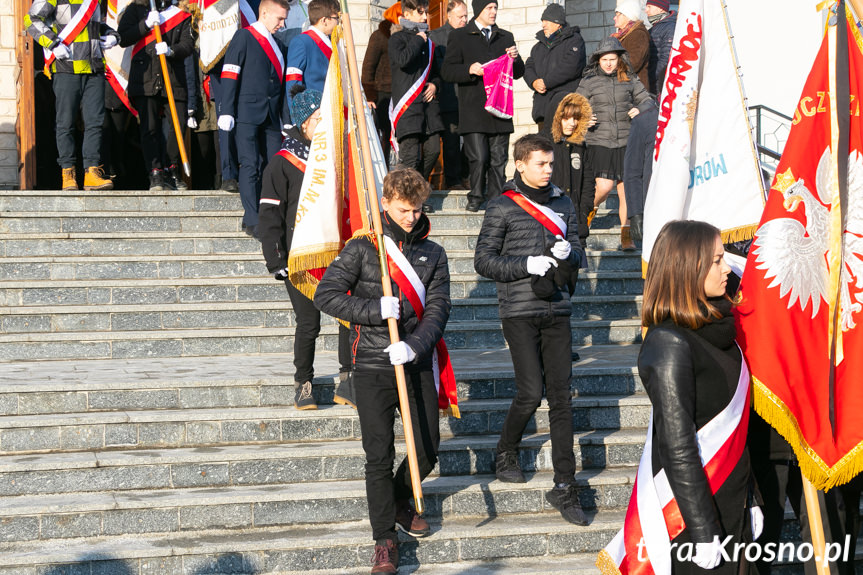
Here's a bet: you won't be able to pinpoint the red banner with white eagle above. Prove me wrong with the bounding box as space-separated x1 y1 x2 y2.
735 7 863 490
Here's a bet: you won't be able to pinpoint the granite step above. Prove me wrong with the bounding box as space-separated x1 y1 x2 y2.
0 510 625 574
0 469 636 543
0 429 647 496
0 395 651 454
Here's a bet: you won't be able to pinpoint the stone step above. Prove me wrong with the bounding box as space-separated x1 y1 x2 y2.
0 510 625 573
0 429 647 496
0 395 651 454
0 317 643 361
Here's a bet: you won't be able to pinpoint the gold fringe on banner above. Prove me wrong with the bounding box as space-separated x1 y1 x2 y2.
596 548 623 575
287 247 342 299
752 376 863 490
720 223 758 244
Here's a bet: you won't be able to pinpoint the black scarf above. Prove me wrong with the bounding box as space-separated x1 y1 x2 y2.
514 172 553 204
693 297 737 351
383 210 430 245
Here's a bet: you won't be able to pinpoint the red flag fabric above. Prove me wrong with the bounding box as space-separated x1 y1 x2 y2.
735 16 863 490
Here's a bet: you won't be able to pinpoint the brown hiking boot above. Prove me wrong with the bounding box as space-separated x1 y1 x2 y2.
61 167 77 191
371 538 398 574
83 165 114 190
620 225 636 251
395 499 430 537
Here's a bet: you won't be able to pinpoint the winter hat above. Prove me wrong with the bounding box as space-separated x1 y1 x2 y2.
540 3 567 26
615 0 642 23
589 36 627 64
290 85 323 127
646 0 669 11
472 0 496 17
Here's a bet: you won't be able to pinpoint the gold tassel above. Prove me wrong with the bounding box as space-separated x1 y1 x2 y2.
596 549 624 575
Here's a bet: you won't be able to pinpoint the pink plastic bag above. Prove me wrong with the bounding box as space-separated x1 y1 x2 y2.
482 54 514 120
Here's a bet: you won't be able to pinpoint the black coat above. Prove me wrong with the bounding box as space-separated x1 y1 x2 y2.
474 180 584 319
523 25 586 123
257 126 309 273
428 22 459 114
639 312 756 573
118 3 194 100
648 11 677 95
389 28 444 139
441 20 525 134
314 215 451 373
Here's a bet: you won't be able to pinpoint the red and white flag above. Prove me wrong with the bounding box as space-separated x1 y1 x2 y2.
104 0 136 116
197 0 256 72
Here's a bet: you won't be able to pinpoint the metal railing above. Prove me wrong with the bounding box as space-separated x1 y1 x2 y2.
749 104 793 173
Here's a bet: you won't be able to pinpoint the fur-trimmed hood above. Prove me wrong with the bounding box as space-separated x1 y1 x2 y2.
551 92 592 145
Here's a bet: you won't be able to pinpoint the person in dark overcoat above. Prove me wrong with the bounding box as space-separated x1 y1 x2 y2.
441 0 524 212
613 0 649 90
523 3 586 129
362 3 398 167
646 0 676 95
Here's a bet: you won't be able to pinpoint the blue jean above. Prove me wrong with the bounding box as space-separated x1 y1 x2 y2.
52 72 105 169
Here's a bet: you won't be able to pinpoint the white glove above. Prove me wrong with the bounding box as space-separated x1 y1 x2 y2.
145 10 161 28
380 296 400 320
526 255 558 276
187 111 198 129
217 115 235 131
385 342 416 365
750 506 764 541
274 268 289 280
100 34 118 50
52 43 71 60
692 536 724 570
155 42 173 57
551 234 571 260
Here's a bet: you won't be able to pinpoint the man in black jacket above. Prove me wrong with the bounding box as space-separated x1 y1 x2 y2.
257 86 354 411
646 0 676 96
441 0 524 212
523 3 586 130
474 134 588 526
315 168 450 575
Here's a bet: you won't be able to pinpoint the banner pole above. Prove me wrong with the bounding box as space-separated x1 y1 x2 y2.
339 7 425 514
802 473 832 575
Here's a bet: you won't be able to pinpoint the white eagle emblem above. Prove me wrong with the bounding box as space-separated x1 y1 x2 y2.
753 147 863 331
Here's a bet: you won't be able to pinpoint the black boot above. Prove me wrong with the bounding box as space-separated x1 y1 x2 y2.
148 169 164 192
167 165 188 191
629 213 644 242
333 370 356 409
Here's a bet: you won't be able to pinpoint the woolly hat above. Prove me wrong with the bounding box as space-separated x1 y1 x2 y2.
472 0 496 17
290 85 323 127
646 0 669 11
615 0 642 23
540 3 567 26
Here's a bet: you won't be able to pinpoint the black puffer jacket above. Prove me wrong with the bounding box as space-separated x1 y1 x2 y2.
638 301 754 557
474 178 584 319
523 25 586 123
118 1 194 100
314 214 451 373
389 26 444 139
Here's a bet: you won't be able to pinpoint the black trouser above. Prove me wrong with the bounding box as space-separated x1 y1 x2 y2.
498 315 575 485
208 71 239 181
133 95 186 171
374 92 392 168
440 111 463 186
285 280 351 383
397 133 440 181
192 129 219 190
354 369 440 542
53 72 105 170
101 107 129 179
463 132 509 205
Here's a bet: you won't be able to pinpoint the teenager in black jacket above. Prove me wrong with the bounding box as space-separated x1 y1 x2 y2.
314 168 451 575
257 86 353 411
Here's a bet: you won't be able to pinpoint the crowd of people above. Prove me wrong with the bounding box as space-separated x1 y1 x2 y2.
25 0 863 574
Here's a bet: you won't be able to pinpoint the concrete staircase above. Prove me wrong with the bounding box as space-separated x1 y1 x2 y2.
0 188 644 573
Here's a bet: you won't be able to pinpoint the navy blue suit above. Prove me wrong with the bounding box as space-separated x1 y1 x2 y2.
221 25 288 227
284 29 331 124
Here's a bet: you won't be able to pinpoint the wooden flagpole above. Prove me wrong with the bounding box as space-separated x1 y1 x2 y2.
338 7 426 514
148 0 192 178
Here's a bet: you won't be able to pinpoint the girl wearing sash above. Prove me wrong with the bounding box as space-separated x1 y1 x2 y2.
635 220 761 574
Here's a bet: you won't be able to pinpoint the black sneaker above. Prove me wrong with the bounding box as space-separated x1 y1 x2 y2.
222 178 239 193
294 381 317 410
571 351 580 363
148 169 164 191
495 451 526 483
465 200 482 213
168 165 188 190
333 370 356 409
546 483 589 525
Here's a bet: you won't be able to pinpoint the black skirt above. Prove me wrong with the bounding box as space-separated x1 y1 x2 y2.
586 145 625 182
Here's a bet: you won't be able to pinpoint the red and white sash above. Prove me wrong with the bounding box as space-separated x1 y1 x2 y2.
247 21 286 83
275 148 307 172
383 235 460 417
388 39 434 155
503 190 567 238
42 0 99 73
304 28 333 60
131 6 190 57
597 350 751 575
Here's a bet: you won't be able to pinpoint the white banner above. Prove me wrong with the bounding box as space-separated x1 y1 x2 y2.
105 0 135 114
199 0 242 72
641 0 765 265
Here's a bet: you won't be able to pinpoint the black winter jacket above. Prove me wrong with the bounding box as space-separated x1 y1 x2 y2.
441 20 525 134
118 2 194 100
389 27 444 139
428 22 459 114
314 214 451 373
474 179 584 319
648 11 676 95
258 126 309 273
523 25 586 123
638 304 754 555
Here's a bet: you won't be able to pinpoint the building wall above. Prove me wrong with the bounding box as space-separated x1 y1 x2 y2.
0 0 19 190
